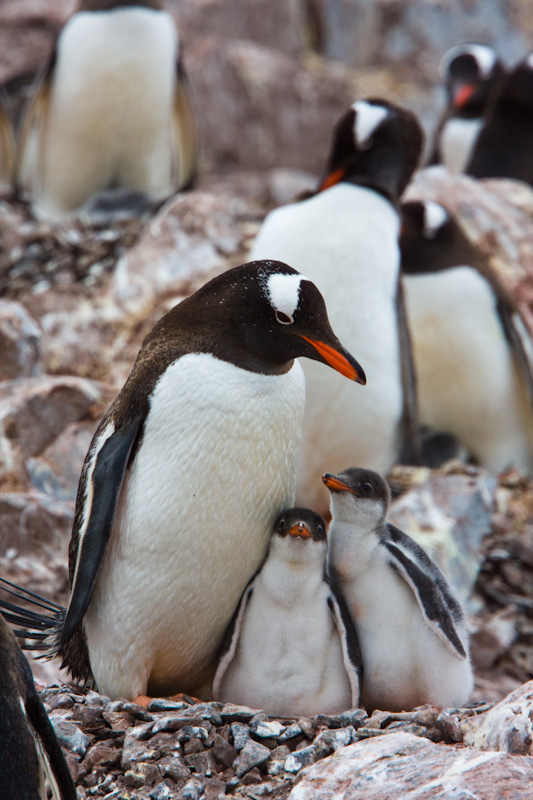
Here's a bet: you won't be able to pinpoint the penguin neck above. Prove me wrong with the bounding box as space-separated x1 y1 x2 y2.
340 147 413 208
327 516 382 584
261 541 326 606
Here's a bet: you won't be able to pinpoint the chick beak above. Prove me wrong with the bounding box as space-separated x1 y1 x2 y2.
322 473 353 493
287 522 312 539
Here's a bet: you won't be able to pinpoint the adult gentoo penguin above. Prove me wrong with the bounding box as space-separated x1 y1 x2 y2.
212 508 362 716
0 613 76 800
17 0 197 221
324 468 473 712
0 94 15 191
400 199 533 473
250 98 423 514
466 51 533 184
0 260 365 702
429 44 504 174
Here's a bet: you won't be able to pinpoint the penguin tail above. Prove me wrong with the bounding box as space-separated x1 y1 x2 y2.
0 577 65 658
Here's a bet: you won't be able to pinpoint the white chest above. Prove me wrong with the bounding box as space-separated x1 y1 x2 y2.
440 117 482 174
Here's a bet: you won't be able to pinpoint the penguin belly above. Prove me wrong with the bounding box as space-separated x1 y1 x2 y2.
340 555 472 711
404 267 533 472
439 118 482 174
83 353 305 700
218 569 352 715
30 8 178 220
251 184 403 513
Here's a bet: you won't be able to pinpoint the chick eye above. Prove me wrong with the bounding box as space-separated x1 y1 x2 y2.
362 482 373 494
275 310 294 325
317 525 324 536
278 518 286 529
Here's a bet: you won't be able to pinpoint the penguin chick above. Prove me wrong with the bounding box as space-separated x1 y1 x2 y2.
401 199 533 473
467 51 533 184
0 613 76 800
17 0 197 221
212 508 362 716
324 468 473 712
0 260 364 702
430 43 504 174
250 98 423 514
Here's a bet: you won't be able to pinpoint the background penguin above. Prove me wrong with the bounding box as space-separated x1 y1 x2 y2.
324 467 473 713
429 43 504 174
250 98 423 514
17 0 197 221
212 508 362 716
466 51 533 184
400 199 533 473
0 613 76 800
0 260 364 703
0 92 15 191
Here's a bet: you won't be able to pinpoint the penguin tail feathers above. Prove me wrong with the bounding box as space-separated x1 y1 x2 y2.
0 577 65 658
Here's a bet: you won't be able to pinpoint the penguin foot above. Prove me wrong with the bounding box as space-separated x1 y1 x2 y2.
169 692 202 705
132 695 152 709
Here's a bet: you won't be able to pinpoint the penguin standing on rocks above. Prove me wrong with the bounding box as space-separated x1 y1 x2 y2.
400 199 533 473
212 508 362 716
429 44 504 174
17 0 197 221
0 260 365 703
324 468 473 713
0 613 76 800
467 51 533 184
250 99 423 514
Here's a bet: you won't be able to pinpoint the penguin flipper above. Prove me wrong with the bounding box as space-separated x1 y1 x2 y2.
172 58 198 191
497 300 533 410
326 582 363 707
396 277 421 464
0 96 15 187
211 585 254 700
61 415 144 646
17 648 77 800
16 53 56 194
383 525 467 660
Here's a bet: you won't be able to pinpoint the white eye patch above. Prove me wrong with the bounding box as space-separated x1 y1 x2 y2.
423 200 449 238
440 44 497 79
352 101 389 148
266 273 304 320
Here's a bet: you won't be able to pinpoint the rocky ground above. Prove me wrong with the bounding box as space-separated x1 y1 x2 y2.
1 1 533 797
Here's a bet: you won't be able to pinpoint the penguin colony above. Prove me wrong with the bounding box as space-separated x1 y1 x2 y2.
0 7 532 792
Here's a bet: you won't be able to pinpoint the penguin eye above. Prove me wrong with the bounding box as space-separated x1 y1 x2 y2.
362 482 373 494
278 518 286 529
275 310 294 325
317 525 324 536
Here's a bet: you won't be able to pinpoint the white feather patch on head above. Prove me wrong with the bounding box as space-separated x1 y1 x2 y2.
423 200 449 238
440 44 497 79
526 52 533 70
352 101 389 148
266 273 304 318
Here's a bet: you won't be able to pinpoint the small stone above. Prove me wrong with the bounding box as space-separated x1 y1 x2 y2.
184 751 216 776
178 726 212 745
51 719 90 756
284 746 317 774
278 722 303 742
234 739 271 778
181 777 205 799
242 766 262 785
158 755 190 783
313 727 355 758
230 722 251 751
83 744 120 769
212 733 238 767
148 698 189 712
221 704 259 722
150 781 175 800
183 738 204 755
338 709 368 729
297 718 315 739
249 719 286 739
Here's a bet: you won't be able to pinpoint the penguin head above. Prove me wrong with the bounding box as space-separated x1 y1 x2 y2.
400 200 484 274
495 52 533 112
272 508 327 564
77 0 164 11
317 98 424 205
322 468 390 530
439 44 504 116
154 260 366 382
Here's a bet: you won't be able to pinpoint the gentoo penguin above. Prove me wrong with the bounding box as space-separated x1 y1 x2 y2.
0 260 364 702
400 199 533 473
250 98 423 514
17 0 197 221
0 613 76 800
212 508 362 716
429 44 504 174
467 51 533 184
324 468 473 712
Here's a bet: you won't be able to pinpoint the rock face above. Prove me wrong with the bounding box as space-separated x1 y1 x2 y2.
288 730 533 800
462 680 533 755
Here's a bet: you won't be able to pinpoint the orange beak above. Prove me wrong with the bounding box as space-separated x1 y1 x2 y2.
318 167 346 192
301 336 366 384
322 473 352 493
287 522 312 539
453 83 476 109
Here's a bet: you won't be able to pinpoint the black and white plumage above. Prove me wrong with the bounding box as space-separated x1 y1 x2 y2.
430 44 504 174
400 199 533 473
212 508 362 716
467 51 533 184
324 468 473 712
17 0 197 221
0 260 364 702
0 613 76 800
250 98 423 514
